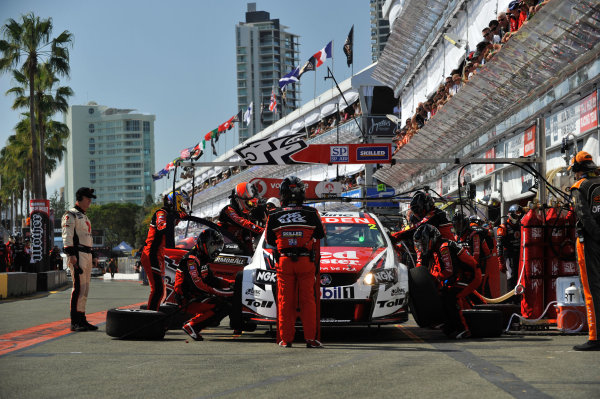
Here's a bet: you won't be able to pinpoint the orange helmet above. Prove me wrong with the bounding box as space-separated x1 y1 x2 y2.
568 151 597 173
232 182 258 213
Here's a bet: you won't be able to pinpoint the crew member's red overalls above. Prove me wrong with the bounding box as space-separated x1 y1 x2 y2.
174 254 233 330
429 240 481 333
265 205 325 344
141 207 180 310
456 226 500 298
218 205 264 255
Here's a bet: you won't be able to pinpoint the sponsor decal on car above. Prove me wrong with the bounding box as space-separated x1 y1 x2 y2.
214 255 246 265
254 269 277 284
245 288 262 296
322 217 375 224
390 287 405 297
376 298 403 308
320 286 355 299
320 274 332 286
320 250 361 266
245 299 274 308
373 268 398 284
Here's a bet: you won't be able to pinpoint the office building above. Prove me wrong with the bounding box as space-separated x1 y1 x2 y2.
370 0 390 62
64 102 155 206
236 2 300 142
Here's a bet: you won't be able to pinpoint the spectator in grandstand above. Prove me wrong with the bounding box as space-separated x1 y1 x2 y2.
489 20 504 42
482 27 500 45
353 101 362 116
450 74 462 95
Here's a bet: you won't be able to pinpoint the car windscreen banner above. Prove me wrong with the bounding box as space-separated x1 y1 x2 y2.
235 133 392 165
250 178 341 199
29 199 51 271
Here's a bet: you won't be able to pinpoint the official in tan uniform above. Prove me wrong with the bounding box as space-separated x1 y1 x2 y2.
62 187 98 332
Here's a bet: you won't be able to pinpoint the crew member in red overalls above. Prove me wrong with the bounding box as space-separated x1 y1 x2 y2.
141 190 188 311
265 176 325 348
174 229 232 341
414 224 481 339
218 182 264 255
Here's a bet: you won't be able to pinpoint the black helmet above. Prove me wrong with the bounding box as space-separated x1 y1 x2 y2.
508 204 524 223
280 176 305 206
410 191 434 218
452 212 469 235
413 224 441 258
194 229 224 261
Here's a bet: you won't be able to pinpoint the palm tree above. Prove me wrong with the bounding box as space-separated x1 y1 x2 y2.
7 64 73 198
0 13 72 199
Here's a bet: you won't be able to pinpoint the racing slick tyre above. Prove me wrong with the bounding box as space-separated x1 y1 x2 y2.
463 309 503 338
139 304 194 330
106 308 167 340
473 304 520 329
229 271 258 332
408 266 445 328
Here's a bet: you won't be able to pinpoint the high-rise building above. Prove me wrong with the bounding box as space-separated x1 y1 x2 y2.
236 2 300 142
64 102 155 206
370 0 390 62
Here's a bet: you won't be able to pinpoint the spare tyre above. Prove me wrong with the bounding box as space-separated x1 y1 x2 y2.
139 303 194 330
408 266 445 328
473 304 520 330
463 309 503 338
106 308 167 340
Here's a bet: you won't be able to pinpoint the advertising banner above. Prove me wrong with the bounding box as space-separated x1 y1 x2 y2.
249 178 341 200
235 133 392 165
366 116 396 136
523 125 536 156
485 147 496 174
545 90 598 148
29 199 51 271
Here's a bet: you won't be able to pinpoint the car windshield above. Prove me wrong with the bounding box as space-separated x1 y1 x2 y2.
321 222 386 248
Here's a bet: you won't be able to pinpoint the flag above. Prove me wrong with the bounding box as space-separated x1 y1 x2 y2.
180 146 192 160
343 26 353 67
233 109 243 123
211 138 217 156
313 41 333 68
279 67 300 89
299 56 315 77
152 168 168 181
190 143 203 160
244 102 253 126
260 102 265 125
269 90 277 113
166 162 175 171
219 116 235 133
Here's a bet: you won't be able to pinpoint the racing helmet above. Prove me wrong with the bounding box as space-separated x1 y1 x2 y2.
280 176 305 206
468 214 482 226
413 224 441 258
508 204 524 223
452 212 469 235
165 190 190 213
232 182 259 213
266 197 281 211
410 191 434 219
194 228 224 261
568 151 598 174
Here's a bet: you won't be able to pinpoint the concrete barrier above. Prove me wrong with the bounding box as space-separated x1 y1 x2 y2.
0 271 68 299
36 270 69 291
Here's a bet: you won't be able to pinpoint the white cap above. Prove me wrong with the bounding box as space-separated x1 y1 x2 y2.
266 197 281 208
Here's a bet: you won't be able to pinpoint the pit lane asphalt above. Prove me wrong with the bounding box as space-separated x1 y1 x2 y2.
0 278 598 399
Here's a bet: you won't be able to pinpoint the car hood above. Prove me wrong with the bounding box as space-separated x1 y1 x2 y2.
319 246 387 273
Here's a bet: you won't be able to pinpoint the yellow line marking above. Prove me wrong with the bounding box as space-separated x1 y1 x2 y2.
395 324 425 343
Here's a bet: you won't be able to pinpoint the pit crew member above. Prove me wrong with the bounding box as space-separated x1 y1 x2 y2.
265 176 325 348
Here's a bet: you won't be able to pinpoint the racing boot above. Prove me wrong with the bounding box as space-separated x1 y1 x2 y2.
70 312 88 332
306 339 324 348
573 340 600 351
278 341 292 348
79 312 98 331
183 322 203 341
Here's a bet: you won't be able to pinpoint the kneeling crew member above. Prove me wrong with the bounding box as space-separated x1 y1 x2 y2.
174 229 232 341
414 224 481 339
266 176 325 348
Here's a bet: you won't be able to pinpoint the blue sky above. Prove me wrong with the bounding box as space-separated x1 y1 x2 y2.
0 0 372 196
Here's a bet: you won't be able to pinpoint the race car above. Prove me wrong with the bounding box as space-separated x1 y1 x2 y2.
230 211 410 329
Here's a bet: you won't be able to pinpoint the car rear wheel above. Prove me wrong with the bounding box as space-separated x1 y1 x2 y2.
408 266 445 328
463 309 504 338
106 308 167 340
